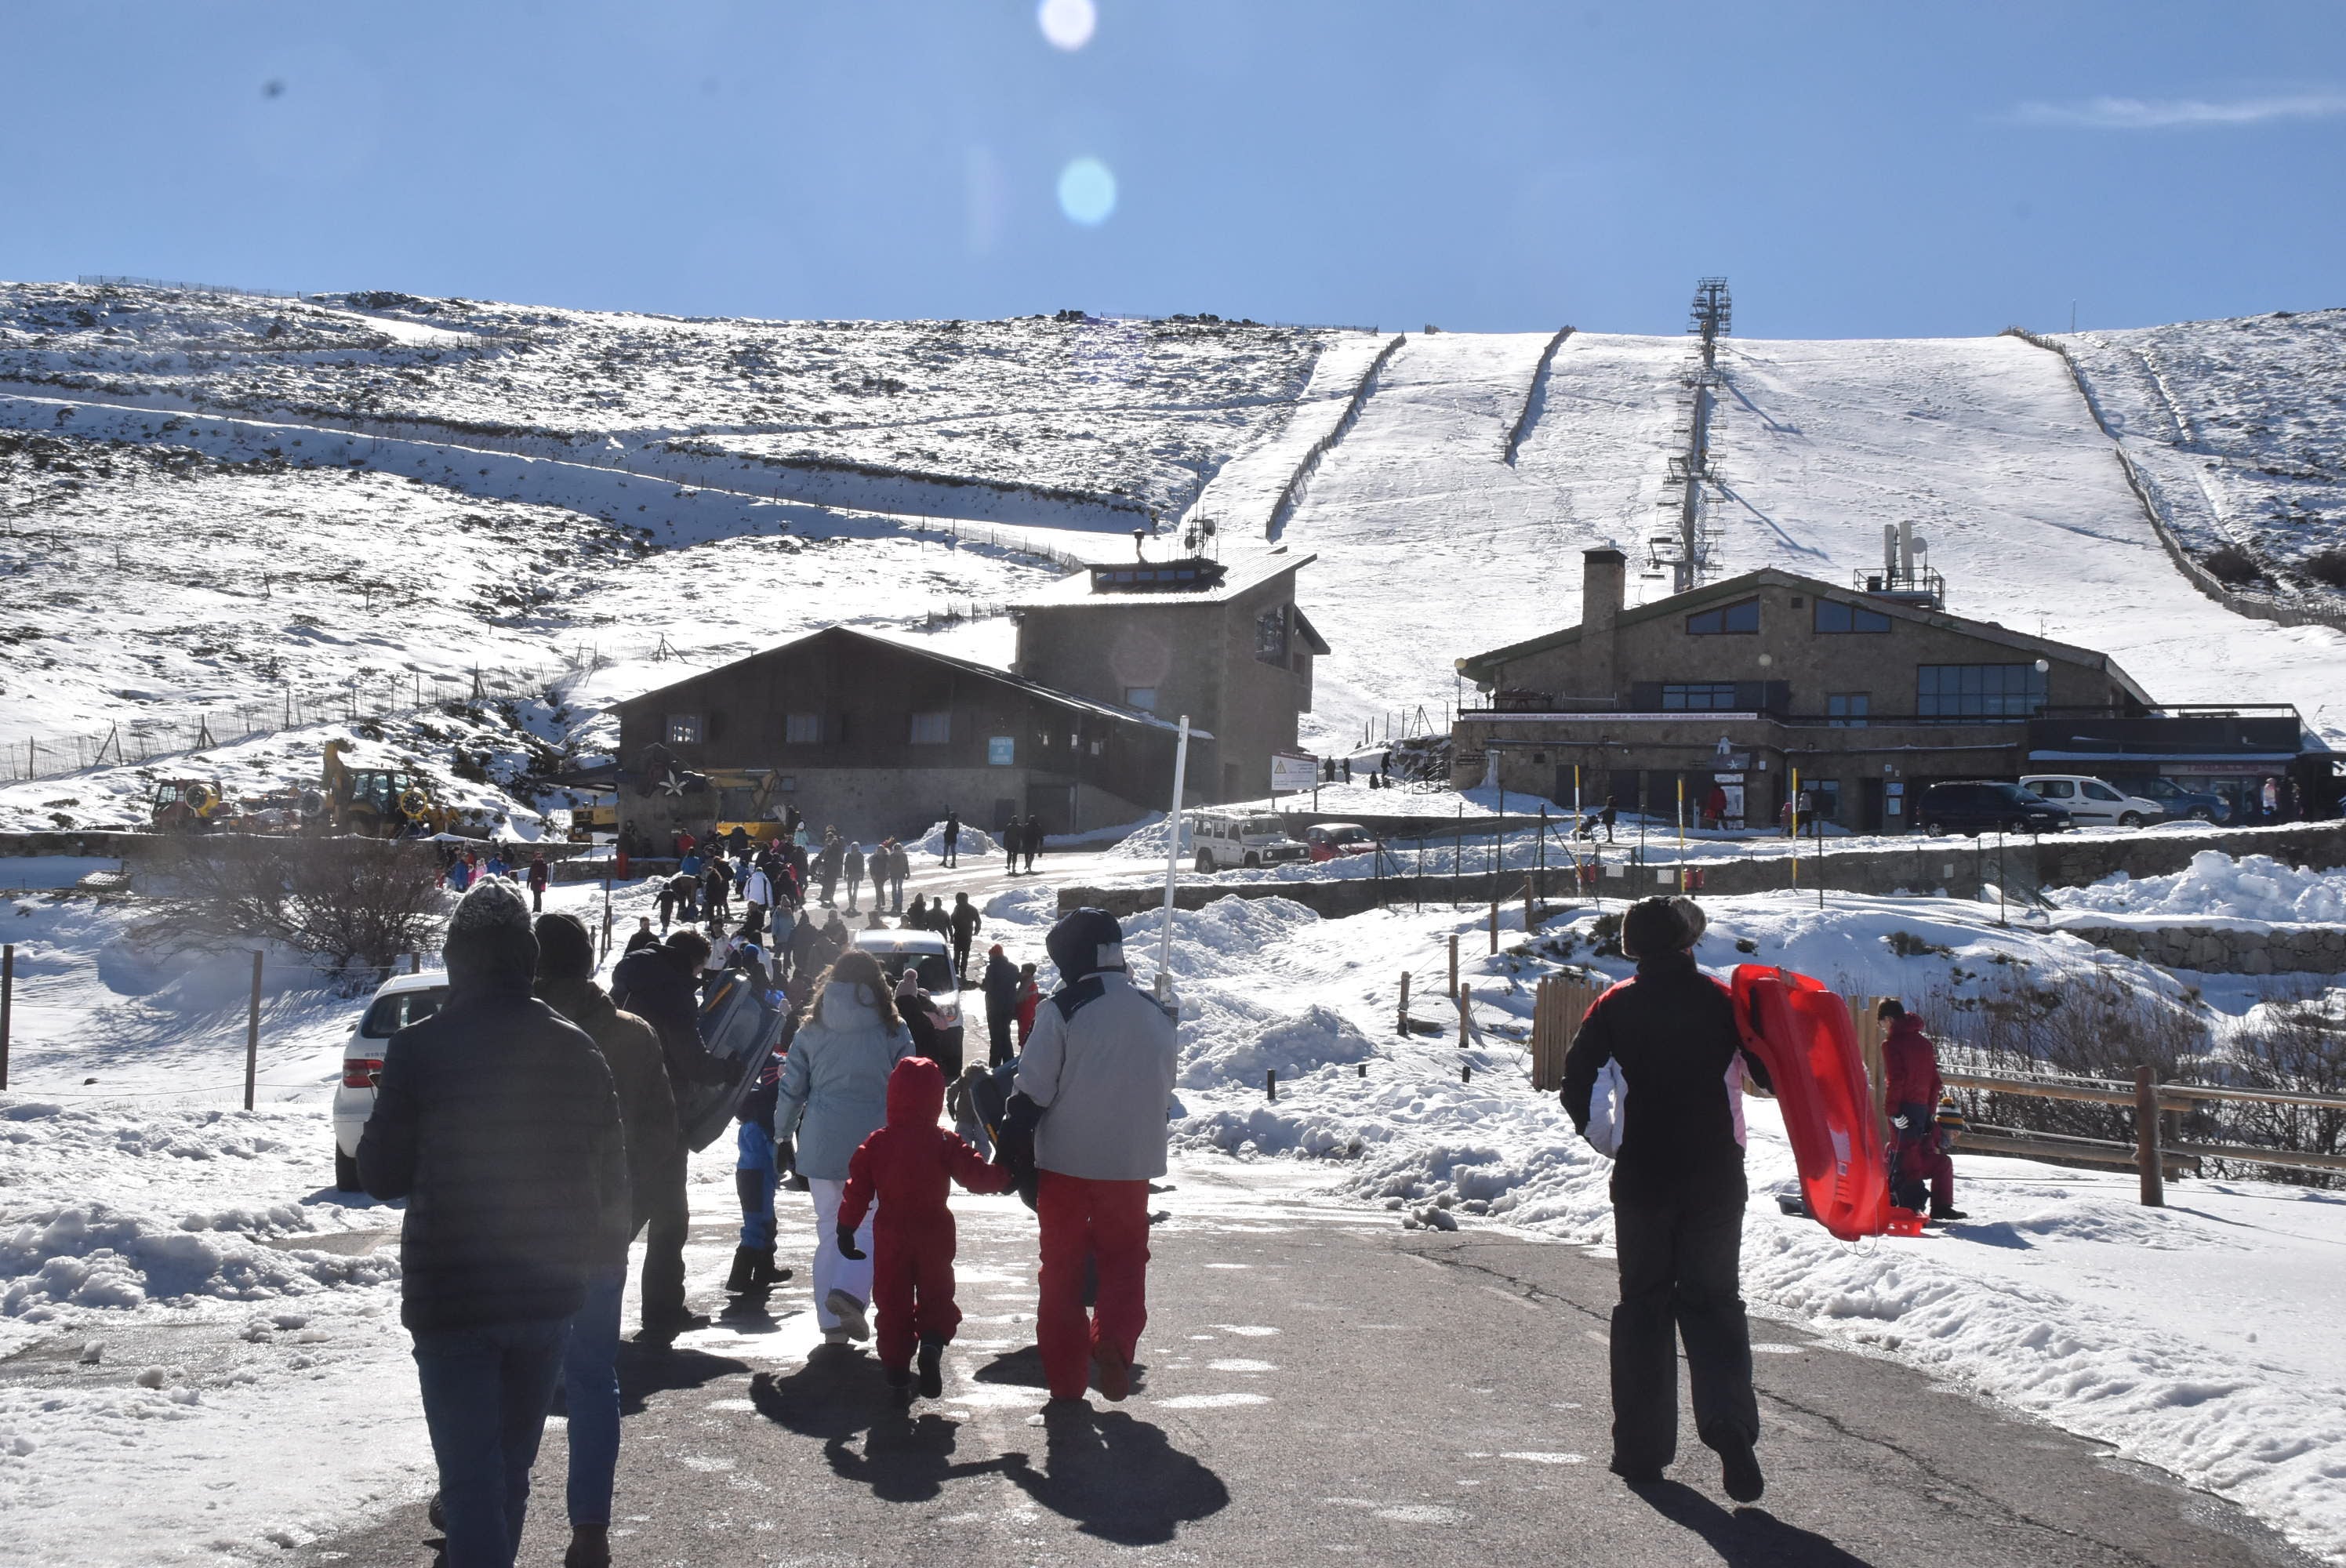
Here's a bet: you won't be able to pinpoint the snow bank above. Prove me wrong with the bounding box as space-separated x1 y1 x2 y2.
2058 850 2346 924
912 819 1000 858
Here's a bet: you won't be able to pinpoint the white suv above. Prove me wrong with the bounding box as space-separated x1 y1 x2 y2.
2018 775 2165 829
332 970 448 1190
1191 811 1309 872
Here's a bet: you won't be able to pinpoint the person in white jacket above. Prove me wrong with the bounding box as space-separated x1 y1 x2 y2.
773 949 913 1342
1011 908 1178 1403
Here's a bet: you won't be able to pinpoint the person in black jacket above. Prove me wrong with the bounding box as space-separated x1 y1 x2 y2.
608 930 732 1341
949 892 981 981
359 879 625 1568
981 942 1020 1067
1562 896 1771 1504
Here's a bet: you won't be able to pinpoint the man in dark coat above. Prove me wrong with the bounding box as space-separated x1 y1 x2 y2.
359 879 625 1568
981 942 1020 1067
1022 815 1042 874
609 930 732 1339
532 913 677 1568
942 808 961 868
623 916 659 956
949 892 982 981
1562 896 1770 1503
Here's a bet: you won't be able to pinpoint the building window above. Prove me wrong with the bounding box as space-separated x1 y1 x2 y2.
1685 598 1760 636
1123 685 1158 713
1827 693 1870 728
665 713 702 745
1255 606 1289 664
1662 682 1740 711
1798 779 1843 822
908 710 951 745
987 735 1015 766
784 712 822 745
1917 663 2047 719
1814 598 1892 633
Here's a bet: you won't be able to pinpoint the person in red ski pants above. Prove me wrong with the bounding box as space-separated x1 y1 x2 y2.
836 1056 1013 1397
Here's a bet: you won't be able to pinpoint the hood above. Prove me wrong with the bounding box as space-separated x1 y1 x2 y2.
1887 1013 1930 1043
535 975 615 1029
885 1054 946 1127
1047 907 1125 983
819 979 884 1031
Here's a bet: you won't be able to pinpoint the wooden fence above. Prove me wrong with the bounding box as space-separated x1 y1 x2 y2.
1523 977 2344 1206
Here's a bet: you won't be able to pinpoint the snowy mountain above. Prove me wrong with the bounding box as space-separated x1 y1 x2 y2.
4 279 2344 833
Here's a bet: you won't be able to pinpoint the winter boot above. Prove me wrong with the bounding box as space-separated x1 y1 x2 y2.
1929 1203 1969 1222
917 1337 946 1399
884 1362 914 1398
724 1247 760 1294
1719 1438 1765 1504
563 1525 611 1568
826 1289 871 1341
753 1247 792 1287
1091 1341 1130 1403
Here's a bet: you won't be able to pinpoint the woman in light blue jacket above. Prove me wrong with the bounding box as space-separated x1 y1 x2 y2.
774 948 911 1341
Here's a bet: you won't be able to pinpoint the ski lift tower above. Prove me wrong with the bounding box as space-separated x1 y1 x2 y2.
1653 278 1732 593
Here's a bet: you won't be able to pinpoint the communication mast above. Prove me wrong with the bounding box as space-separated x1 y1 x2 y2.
1651 277 1732 593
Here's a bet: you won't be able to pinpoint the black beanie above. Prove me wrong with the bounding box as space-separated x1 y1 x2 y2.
1621 897 1691 960
533 912 595 982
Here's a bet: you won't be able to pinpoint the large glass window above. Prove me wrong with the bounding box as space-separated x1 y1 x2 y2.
1255 607 1289 663
1686 598 1760 635
1814 599 1892 633
908 711 951 745
665 713 702 745
1916 663 2047 718
784 713 822 744
1827 692 1870 728
1661 682 1740 711
1123 685 1158 713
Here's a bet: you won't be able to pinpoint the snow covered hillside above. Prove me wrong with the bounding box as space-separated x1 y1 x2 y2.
2062 308 2346 607
0 281 1342 521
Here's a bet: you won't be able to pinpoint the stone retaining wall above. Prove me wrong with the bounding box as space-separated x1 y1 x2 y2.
2059 921 2346 976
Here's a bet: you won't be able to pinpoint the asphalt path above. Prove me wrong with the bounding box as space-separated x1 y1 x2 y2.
292 1156 2315 1568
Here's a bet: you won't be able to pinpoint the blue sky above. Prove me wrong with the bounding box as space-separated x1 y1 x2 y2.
3 2 2340 337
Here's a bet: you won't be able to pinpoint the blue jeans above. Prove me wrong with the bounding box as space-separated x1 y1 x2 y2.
736 1122 778 1250
562 1266 627 1528
412 1318 569 1568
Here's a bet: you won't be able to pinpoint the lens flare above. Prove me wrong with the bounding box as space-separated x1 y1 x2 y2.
1057 157 1117 226
1037 0 1096 51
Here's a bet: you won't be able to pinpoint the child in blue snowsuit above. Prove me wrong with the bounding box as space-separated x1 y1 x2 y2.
725 1014 797 1298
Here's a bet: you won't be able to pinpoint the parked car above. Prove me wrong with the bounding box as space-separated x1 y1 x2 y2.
2108 775 2232 824
1192 811 1310 872
848 928 964 1052
1303 822 1382 862
2018 775 2166 829
332 970 448 1191
1912 781 2075 837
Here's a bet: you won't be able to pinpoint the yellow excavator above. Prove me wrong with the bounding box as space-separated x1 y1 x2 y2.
150 778 235 832
320 739 448 837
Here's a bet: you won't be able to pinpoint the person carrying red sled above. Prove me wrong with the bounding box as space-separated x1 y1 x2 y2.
1879 1000 1966 1221
834 1055 1015 1398
1563 896 1770 1504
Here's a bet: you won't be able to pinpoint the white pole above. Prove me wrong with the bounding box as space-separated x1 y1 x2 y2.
1156 717 1192 1004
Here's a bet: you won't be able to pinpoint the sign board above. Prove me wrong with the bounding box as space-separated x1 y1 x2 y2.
987 736 1015 767
1270 751 1318 793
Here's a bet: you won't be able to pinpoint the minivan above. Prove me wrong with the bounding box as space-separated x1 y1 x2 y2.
2018 775 2166 829
1912 781 2074 837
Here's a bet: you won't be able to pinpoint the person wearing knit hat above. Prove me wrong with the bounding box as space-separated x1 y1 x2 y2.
358 878 626 1568
1560 896 1772 1504
980 942 1020 1069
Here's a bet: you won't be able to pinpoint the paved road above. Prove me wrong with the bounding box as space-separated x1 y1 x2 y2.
296 1159 2315 1568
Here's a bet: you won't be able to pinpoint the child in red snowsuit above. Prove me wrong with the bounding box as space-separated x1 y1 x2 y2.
1880 1000 1964 1221
836 1056 1015 1396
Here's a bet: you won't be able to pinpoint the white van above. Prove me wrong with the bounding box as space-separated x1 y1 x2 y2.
1191 811 1309 872
332 970 448 1190
2018 775 2165 829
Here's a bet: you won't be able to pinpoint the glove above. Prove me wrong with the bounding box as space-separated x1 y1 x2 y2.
775 1137 796 1177
835 1224 865 1261
1890 1113 1912 1131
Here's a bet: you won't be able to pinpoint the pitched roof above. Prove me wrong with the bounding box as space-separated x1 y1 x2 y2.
617 625 1213 739
1454 565 2153 703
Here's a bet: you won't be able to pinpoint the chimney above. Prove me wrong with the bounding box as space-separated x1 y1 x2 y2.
1582 547 1626 700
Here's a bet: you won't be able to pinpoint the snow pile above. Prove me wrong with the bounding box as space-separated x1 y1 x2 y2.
911 819 1000 858
0 1197 395 1319
2058 850 2346 924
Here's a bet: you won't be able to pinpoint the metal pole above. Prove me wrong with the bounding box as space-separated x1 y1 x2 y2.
1789 767 1800 887
244 951 263 1111
0 943 13 1091
1154 717 1192 1004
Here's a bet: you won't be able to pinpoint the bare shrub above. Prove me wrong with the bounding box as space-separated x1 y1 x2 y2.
2303 546 2346 590
2202 543 2264 585
159 837 447 971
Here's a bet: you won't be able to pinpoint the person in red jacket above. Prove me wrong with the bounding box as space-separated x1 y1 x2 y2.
835 1056 1015 1397
1879 1000 1965 1221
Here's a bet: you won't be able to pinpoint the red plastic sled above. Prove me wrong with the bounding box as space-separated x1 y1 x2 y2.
1730 965 1894 1241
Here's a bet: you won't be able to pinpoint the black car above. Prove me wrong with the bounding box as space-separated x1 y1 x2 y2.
1913 781 2075 837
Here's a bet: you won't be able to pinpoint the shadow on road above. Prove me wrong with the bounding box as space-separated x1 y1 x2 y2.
614 1341 751 1419
1000 1391 1229 1545
750 1343 1022 1504
1629 1478 1877 1566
